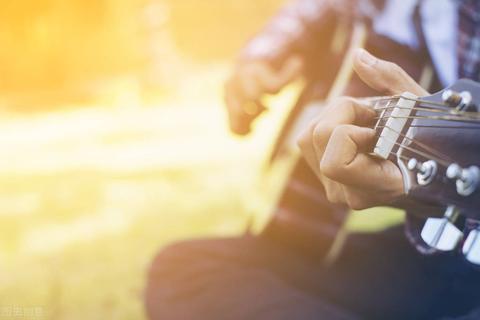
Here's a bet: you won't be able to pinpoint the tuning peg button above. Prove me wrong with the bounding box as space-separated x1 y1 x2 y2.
442 90 472 111
446 164 480 196
463 228 480 265
421 206 463 251
407 158 437 186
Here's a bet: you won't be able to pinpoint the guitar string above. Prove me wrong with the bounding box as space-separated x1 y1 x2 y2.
374 127 452 166
373 101 480 121
375 102 480 116
371 102 456 164
373 133 451 167
365 96 480 121
333 95 478 166
370 107 477 167
386 151 410 163
391 124 480 129
373 105 474 115
373 108 454 165
368 107 445 162
374 114 480 123
374 124 454 163
402 97 451 109
358 96 451 109
342 95 480 131
372 101 480 120
410 102 479 117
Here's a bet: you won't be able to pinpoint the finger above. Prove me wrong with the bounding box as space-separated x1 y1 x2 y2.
297 122 347 205
320 125 376 184
311 97 377 151
320 125 404 194
297 98 376 178
239 65 264 100
325 97 377 127
322 177 347 205
224 79 255 135
297 116 324 179
341 186 390 210
353 48 428 96
310 97 376 165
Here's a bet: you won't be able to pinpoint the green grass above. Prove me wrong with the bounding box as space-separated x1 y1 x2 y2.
0 66 404 320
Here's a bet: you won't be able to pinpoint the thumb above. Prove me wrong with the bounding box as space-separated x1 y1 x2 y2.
353 48 428 96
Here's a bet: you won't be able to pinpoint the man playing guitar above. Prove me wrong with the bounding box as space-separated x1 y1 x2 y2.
146 1 480 319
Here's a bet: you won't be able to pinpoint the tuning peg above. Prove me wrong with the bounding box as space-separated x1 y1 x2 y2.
446 164 480 196
407 158 437 186
442 90 472 111
421 205 464 251
463 228 480 265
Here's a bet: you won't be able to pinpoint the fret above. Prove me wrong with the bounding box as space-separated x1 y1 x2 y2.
372 93 417 160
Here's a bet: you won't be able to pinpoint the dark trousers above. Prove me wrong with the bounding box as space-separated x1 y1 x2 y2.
145 226 480 320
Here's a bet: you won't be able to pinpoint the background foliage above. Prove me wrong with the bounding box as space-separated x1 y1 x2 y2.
0 1 402 319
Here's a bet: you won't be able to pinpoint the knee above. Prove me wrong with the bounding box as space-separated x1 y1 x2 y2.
146 239 201 293
144 239 217 320
149 240 194 276
147 238 217 282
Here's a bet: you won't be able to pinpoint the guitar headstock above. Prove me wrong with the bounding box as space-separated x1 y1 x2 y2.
372 79 480 263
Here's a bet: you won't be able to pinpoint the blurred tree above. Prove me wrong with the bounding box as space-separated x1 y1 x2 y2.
0 0 143 93
166 0 283 61
0 0 283 100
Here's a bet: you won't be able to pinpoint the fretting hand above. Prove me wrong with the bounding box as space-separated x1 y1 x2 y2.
297 49 428 210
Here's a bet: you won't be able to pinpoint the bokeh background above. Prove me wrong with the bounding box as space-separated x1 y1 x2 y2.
0 1 402 319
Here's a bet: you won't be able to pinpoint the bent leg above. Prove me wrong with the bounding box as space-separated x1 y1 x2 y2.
145 227 480 320
145 236 357 320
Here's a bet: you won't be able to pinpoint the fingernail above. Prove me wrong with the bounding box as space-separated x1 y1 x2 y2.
357 49 376 66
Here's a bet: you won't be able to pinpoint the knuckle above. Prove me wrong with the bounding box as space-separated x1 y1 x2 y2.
332 96 355 110
334 96 353 105
296 131 310 150
325 192 336 204
385 61 400 71
296 121 318 149
391 64 406 79
224 79 236 99
345 192 368 210
266 84 281 94
312 122 334 145
386 61 405 80
319 157 338 179
346 195 366 210
331 124 351 138
324 186 343 205
372 75 390 92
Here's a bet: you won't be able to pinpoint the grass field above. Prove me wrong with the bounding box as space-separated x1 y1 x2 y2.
0 64 404 319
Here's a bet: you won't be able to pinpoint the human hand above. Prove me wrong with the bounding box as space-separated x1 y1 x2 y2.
297 49 428 210
224 55 303 135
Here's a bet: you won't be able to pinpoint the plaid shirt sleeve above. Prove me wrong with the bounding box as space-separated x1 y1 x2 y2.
403 0 480 255
457 0 480 81
239 0 342 67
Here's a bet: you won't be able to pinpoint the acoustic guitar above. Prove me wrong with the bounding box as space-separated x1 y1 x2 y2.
260 14 480 264
257 10 440 255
